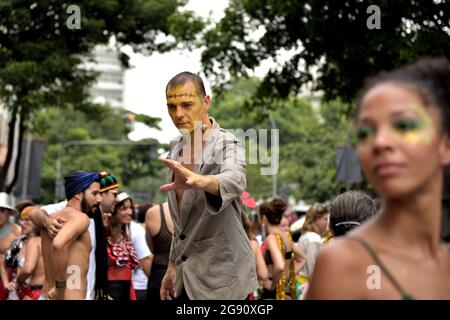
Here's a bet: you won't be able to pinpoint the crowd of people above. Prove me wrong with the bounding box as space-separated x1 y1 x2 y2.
0 56 449 300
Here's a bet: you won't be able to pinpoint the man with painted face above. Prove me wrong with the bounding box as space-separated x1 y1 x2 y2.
159 72 257 300
42 171 102 300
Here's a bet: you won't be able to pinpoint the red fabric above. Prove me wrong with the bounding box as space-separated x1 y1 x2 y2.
0 268 13 300
108 265 132 281
0 280 7 300
260 241 266 256
17 285 42 300
129 281 136 300
107 237 139 270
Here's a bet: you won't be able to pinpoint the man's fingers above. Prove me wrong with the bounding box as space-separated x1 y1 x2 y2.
164 289 173 300
160 158 190 174
48 228 57 239
160 182 176 192
56 217 67 224
159 157 179 169
53 221 64 229
160 283 170 300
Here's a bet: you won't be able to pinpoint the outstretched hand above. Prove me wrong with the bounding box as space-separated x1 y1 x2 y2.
159 157 206 192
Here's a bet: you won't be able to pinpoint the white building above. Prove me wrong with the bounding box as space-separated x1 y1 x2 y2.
84 45 125 109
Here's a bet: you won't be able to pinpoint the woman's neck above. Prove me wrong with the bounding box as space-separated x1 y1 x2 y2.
267 224 281 235
378 186 442 257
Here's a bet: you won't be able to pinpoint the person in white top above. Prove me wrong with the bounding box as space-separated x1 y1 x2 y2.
129 219 151 300
297 203 329 280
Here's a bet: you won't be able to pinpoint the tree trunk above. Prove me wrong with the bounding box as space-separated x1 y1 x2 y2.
6 114 25 193
0 110 17 192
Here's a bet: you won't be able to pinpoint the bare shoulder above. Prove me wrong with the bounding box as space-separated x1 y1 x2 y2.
145 205 161 224
146 204 160 218
145 205 161 234
59 208 89 227
305 237 371 299
12 223 22 236
28 236 41 246
265 233 277 244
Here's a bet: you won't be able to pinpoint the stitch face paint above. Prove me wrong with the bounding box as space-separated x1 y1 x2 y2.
166 82 208 133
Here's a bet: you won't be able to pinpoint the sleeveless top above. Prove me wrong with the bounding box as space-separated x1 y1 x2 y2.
263 232 296 300
347 236 415 300
151 204 172 267
4 235 26 270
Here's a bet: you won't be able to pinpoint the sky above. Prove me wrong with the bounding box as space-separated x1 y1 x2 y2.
122 0 285 143
123 0 229 143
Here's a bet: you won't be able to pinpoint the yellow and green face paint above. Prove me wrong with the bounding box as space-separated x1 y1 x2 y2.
356 103 433 145
392 103 433 144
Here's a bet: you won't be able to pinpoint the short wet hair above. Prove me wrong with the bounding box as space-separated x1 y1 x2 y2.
166 71 207 99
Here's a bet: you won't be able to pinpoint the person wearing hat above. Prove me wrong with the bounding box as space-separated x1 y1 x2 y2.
42 171 102 300
0 192 21 300
105 192 140 300
99 173 151 300
99 171 120 227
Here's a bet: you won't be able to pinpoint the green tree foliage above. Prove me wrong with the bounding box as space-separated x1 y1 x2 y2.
33 105 164 203
211 77 355 203
201 0 449 106
0 0 204 191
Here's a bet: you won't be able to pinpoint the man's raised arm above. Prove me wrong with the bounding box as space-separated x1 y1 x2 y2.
29 207 65 239
49 213 90 300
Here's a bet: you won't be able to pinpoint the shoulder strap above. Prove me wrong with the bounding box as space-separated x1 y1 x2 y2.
347 236 414 300
159 204 167 228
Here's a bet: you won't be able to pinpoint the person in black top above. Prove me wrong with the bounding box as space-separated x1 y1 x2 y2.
145 202 174 300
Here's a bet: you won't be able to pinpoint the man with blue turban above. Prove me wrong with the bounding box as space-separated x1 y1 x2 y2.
30 171 120 300
41 171 103 300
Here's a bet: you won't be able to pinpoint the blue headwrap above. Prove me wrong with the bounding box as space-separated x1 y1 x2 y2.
64 171 101 200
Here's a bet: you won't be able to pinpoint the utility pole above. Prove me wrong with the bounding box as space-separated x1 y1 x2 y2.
21 112 33 200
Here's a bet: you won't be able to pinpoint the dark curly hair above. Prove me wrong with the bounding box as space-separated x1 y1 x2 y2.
356 57 450 134
259 197 287 226
329 191 377 237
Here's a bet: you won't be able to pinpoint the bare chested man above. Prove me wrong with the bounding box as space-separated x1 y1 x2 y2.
42 171 102 300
